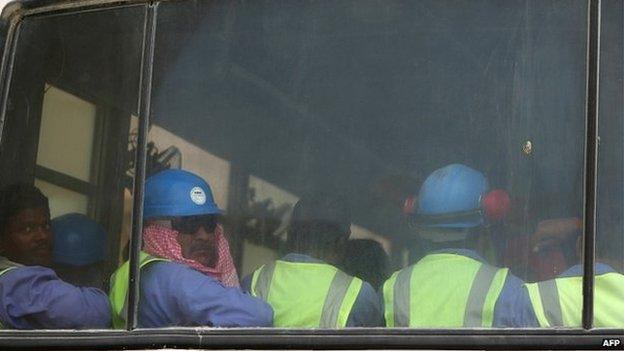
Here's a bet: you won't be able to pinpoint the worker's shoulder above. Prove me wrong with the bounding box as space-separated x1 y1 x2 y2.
0 265 57 280
142 260 218 284
143 259 187 274
0 265 66 293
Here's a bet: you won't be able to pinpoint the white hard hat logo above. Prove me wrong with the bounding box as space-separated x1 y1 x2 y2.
68 233 80 245
190 187 207 205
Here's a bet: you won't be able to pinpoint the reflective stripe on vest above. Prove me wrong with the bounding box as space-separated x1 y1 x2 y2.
109 251 168 329
383 253 508 327
0 267 17 276
526 272 624 328
251 260 363 328
0 257 20 273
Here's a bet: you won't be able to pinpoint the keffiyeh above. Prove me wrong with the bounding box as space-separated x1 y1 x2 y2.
143 223 239 287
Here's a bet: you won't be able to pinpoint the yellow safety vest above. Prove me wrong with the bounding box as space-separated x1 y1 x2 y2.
251 260 363 328
525 272 624 328
108 251 168 329
383 253 508 327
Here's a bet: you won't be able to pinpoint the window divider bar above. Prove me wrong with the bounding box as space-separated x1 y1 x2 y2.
127 2 159 331
0 15 22 142
34 165 94 195
582 0 601 330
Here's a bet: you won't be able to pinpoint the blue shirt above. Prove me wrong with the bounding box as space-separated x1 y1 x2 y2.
138 261 273 328
514 262 617 328
241 253 383 327
379 249 538 328
0 266 111 329
558 263 615 277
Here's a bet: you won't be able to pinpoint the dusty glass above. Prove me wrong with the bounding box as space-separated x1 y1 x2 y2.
0 7 145 329
592 0 624 329
141 0 590 329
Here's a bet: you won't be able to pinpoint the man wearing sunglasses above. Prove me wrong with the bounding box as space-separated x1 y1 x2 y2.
171 214 220 270
0 183 111 329
109 169 273 328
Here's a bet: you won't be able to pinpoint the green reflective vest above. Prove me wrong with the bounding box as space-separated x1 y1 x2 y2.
109 251 168 329
250 260 363 328
0 258 20 329
383 253 508 327
525 272 624 328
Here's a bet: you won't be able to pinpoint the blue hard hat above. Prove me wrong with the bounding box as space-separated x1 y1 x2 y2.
143 169 222 219
417 163 489 228
52 213 107 266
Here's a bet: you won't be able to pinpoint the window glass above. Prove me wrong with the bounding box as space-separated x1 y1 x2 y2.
0 7 145 329
595 0 624 328
145 0 589 329
240 175 298 277
37 84 97 182
34 179 89 216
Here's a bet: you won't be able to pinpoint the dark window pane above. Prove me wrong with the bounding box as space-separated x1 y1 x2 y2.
0 7 145 330
143 0 588 329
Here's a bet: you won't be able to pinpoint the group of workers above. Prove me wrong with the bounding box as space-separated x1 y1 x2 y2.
0 164 622 329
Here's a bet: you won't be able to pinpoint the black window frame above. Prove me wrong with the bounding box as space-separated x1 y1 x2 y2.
0 0 621 350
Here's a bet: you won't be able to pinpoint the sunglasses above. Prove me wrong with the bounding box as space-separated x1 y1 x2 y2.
171 215 218 234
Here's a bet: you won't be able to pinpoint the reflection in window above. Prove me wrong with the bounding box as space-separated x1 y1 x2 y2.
34 178 88 217
240 175 298 277
35 85 95 218
37 85 96 183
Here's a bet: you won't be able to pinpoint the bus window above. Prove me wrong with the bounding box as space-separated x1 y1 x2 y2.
0 0 618 342
0 6 145 329
141 0 590 329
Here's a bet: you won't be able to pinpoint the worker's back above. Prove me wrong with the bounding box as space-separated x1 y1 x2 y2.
525 267 624 328
383 251 508 327
251 259 363 328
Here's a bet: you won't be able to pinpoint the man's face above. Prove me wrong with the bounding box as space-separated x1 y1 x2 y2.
174 215 218 268
2 207 53 266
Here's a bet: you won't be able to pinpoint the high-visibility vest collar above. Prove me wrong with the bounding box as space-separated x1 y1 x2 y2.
0 257 21 276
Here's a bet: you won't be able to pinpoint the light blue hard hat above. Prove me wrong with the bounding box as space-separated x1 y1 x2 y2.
143 169 222 219
417 163 489 228
52 213 107 266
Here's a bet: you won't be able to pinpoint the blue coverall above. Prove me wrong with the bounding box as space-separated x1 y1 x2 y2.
137 261 274 327
0 266 111 329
